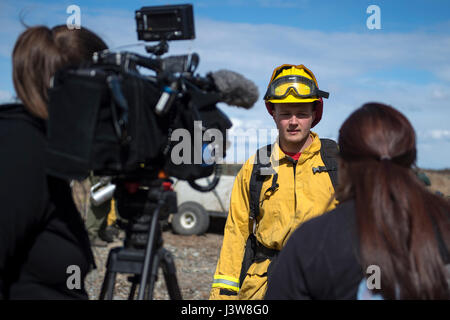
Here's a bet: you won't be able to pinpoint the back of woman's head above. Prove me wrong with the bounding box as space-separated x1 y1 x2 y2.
12 25 108 119
338 102 450 299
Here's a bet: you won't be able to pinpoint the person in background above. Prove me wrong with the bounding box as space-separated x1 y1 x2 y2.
265 102 450 300
86 174 120 247
0 25 107 299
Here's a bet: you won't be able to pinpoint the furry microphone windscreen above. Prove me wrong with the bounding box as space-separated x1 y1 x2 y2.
209 70 259 109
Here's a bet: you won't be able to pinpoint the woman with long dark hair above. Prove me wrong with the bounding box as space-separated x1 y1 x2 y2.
0 25 107 299
265 102 450 299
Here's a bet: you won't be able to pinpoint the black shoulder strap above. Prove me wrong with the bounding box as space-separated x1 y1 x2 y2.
249 144 273 220
318 138 339 191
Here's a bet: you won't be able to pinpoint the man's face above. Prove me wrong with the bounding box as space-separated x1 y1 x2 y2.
273 102 315 149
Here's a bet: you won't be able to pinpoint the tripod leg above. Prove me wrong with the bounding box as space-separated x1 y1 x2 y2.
137 203 161 300
160 248 183 300
145 250 161 300
99 270 117 300
128 275 139 300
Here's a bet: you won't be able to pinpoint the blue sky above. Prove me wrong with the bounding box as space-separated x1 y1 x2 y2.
1 0 449 168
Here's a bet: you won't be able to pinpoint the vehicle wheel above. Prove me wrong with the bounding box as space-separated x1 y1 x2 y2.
171 202 210 235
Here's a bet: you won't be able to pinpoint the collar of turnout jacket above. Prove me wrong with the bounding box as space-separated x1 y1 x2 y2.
269 131 322 167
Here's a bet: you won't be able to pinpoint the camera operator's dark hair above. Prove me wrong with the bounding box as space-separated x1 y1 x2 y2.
337 102 450 299
12 25 108 119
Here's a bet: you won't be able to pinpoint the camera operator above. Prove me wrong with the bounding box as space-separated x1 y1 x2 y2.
0 25 108 299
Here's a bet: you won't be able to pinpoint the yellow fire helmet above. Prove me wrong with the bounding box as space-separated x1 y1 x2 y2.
264 64 329 127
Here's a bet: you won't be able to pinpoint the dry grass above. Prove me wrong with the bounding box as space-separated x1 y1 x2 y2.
423 169 450 197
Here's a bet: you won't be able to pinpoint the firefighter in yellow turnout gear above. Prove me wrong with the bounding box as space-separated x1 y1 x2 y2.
210 65 338 299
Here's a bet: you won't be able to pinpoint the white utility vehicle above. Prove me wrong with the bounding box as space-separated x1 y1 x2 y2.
169 174 236 235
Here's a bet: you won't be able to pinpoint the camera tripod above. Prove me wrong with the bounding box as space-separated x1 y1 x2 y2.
99 179 182 300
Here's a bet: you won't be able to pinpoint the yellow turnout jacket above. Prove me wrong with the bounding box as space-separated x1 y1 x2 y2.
210 132 338 299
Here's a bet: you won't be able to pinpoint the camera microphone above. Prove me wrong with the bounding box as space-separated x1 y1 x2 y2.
208 70 259 109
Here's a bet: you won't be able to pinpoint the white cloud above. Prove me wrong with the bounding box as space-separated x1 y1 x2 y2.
419 129 450 141
0 90 14 103
434 65 450 82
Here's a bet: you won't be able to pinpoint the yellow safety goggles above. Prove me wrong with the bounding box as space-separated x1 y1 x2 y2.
264 75 329 100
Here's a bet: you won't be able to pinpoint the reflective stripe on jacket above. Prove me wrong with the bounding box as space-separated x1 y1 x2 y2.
209 132 338 300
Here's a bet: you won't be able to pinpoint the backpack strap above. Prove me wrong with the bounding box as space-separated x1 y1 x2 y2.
249 144 274 221
315 138 339 191
240 144 277 288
